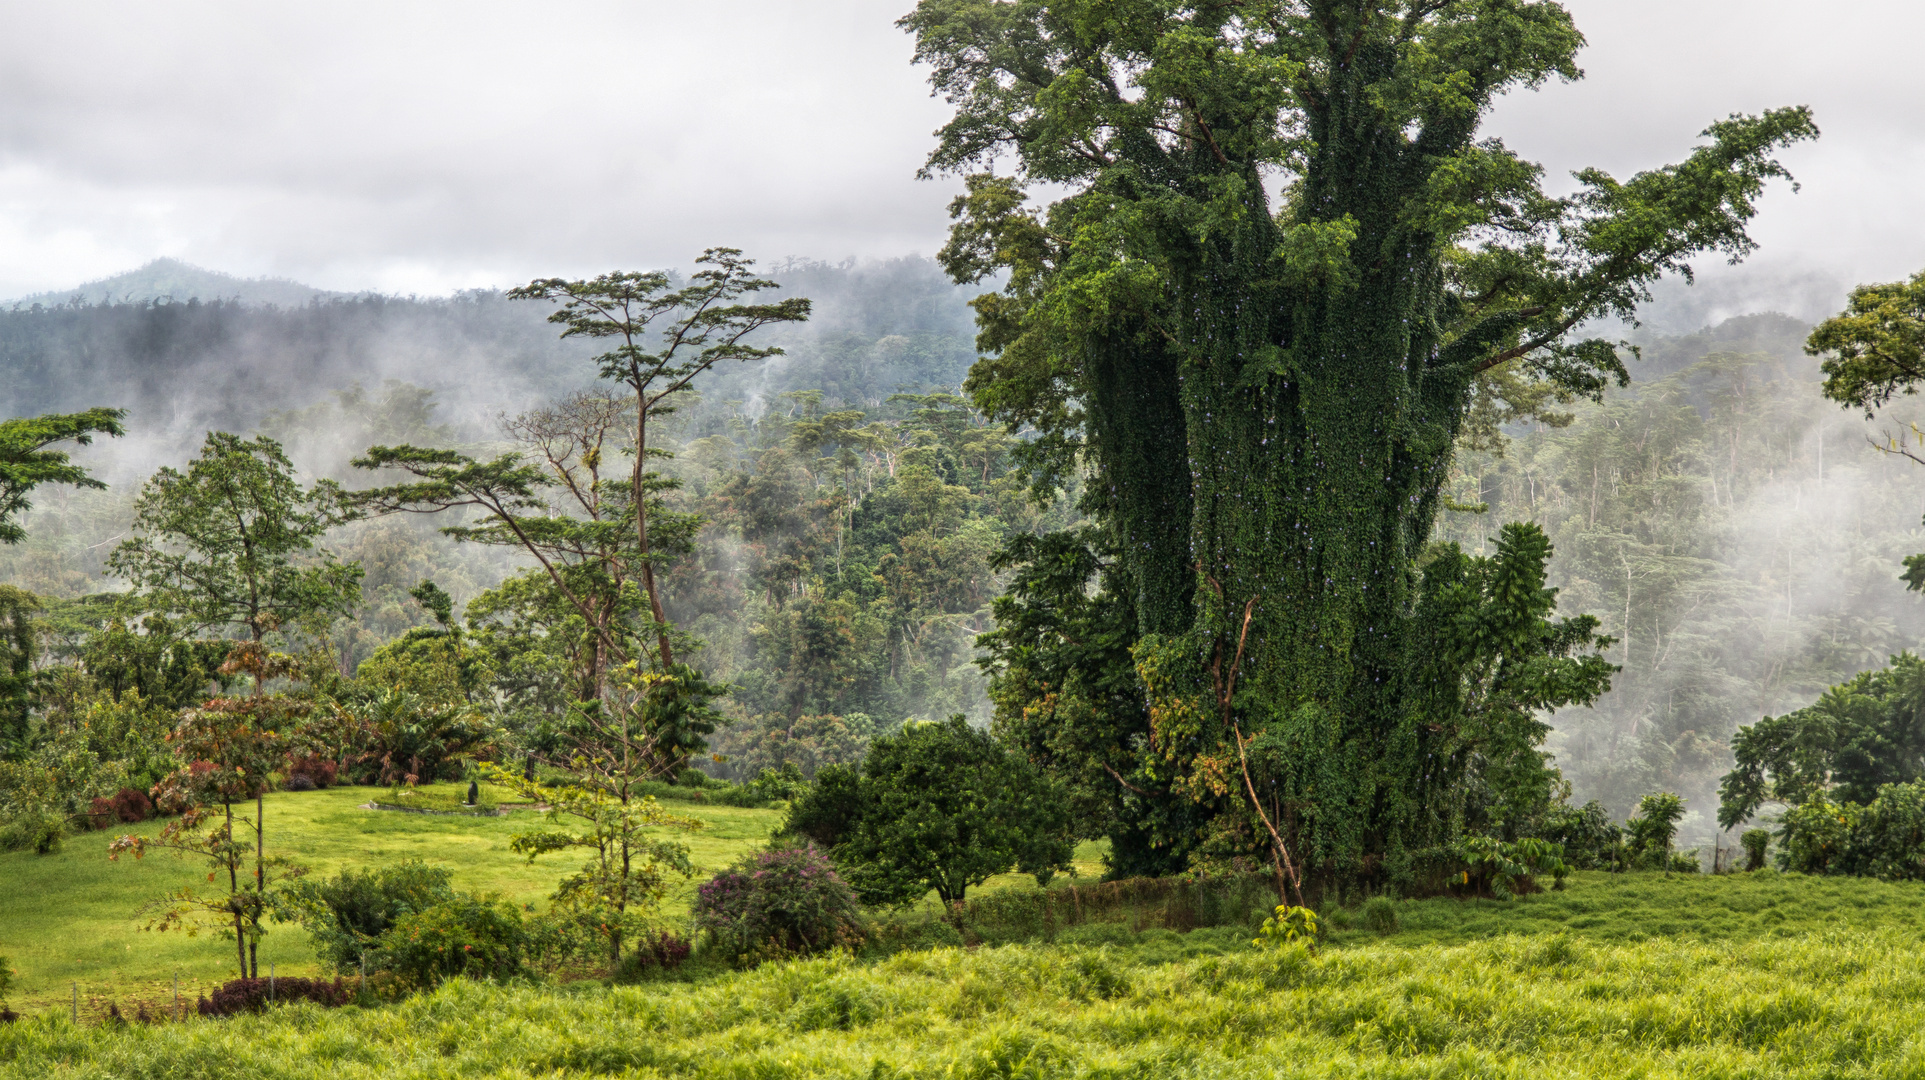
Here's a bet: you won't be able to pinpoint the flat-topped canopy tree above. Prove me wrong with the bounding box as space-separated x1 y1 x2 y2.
350 250 809 678
909 0 1816 883
508 249 811 670
346 253 806 777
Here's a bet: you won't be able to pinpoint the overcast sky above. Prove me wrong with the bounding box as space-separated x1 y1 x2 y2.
0 1 1917 306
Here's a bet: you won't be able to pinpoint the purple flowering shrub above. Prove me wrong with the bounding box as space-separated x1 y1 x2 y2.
691 844 863 961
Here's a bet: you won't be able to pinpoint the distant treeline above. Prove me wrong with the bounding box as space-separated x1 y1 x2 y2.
0 256 982 449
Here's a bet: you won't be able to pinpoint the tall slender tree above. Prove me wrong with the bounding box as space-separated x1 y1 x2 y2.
911 0 1816 881
508 249 811 669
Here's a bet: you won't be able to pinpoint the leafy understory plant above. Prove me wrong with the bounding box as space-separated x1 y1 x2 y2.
1460 836 1572 895
487 757 697 971
1254 905 1319 954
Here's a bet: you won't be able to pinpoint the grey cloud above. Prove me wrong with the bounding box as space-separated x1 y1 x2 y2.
0 0 1916 302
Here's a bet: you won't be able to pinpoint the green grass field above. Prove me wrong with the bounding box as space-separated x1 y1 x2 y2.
13 792 1925 1076
7 871 1925 1077
0 781 1107 1016
0 783 786 1013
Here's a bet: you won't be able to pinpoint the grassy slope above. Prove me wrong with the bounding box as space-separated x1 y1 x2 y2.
6 871 1925 1078
0 782 1105 1015
0 783 784 1011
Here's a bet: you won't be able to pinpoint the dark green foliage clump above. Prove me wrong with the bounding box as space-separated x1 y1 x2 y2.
277 861 458 973
1719 652 1925 829
1741 829 1771 871
978 529 1204 878
1532 800 1625 871
784 717 1074 905
1459 836 1572 896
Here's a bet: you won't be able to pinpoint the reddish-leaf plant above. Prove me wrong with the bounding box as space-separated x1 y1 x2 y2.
110 690 311 978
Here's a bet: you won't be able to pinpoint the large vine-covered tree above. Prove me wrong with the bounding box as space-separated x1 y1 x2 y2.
909 0 1816 884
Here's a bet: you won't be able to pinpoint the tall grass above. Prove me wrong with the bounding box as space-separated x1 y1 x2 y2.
8 924 1925 1078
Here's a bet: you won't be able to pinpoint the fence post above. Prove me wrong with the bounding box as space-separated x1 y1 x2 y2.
269 964 275 1002
71 982 77 1024
173 973 179 1021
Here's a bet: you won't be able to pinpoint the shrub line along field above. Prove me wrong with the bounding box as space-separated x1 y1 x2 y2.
0 784 785 1013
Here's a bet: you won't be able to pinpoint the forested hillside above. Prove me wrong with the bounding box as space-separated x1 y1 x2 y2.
1438 314 1925 843
8 252 1921 848
0 257 1044 774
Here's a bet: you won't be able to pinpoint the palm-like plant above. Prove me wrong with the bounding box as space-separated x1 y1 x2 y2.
342 687 496 786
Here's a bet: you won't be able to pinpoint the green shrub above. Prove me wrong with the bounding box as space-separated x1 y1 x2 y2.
1842 780 1925 880
746 762 807 803
0 953 12 1004
1535 800 1624 870
277 861 457 972
706 785 771 809
1460 836 1571 895
374 895 531 989
1779 797 1857 874
1741 829 1770 871
1625 792 1687 869
1360 896 1398 935
0 809 63 854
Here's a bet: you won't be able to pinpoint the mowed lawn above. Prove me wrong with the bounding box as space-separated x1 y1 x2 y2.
0 783 784 1013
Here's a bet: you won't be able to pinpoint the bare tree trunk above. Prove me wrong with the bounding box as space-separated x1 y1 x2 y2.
631 408 674 669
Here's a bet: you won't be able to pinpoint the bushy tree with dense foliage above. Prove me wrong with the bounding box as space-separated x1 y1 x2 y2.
108 432 361 646
906 0 1815 883
786 716 1074 905
276 861 457 973
1718 652 1925 830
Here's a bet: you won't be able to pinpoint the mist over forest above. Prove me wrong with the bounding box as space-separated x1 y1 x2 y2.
4 253 1919 856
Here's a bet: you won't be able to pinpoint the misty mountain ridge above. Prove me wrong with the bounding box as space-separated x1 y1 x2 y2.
8 257 350 309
